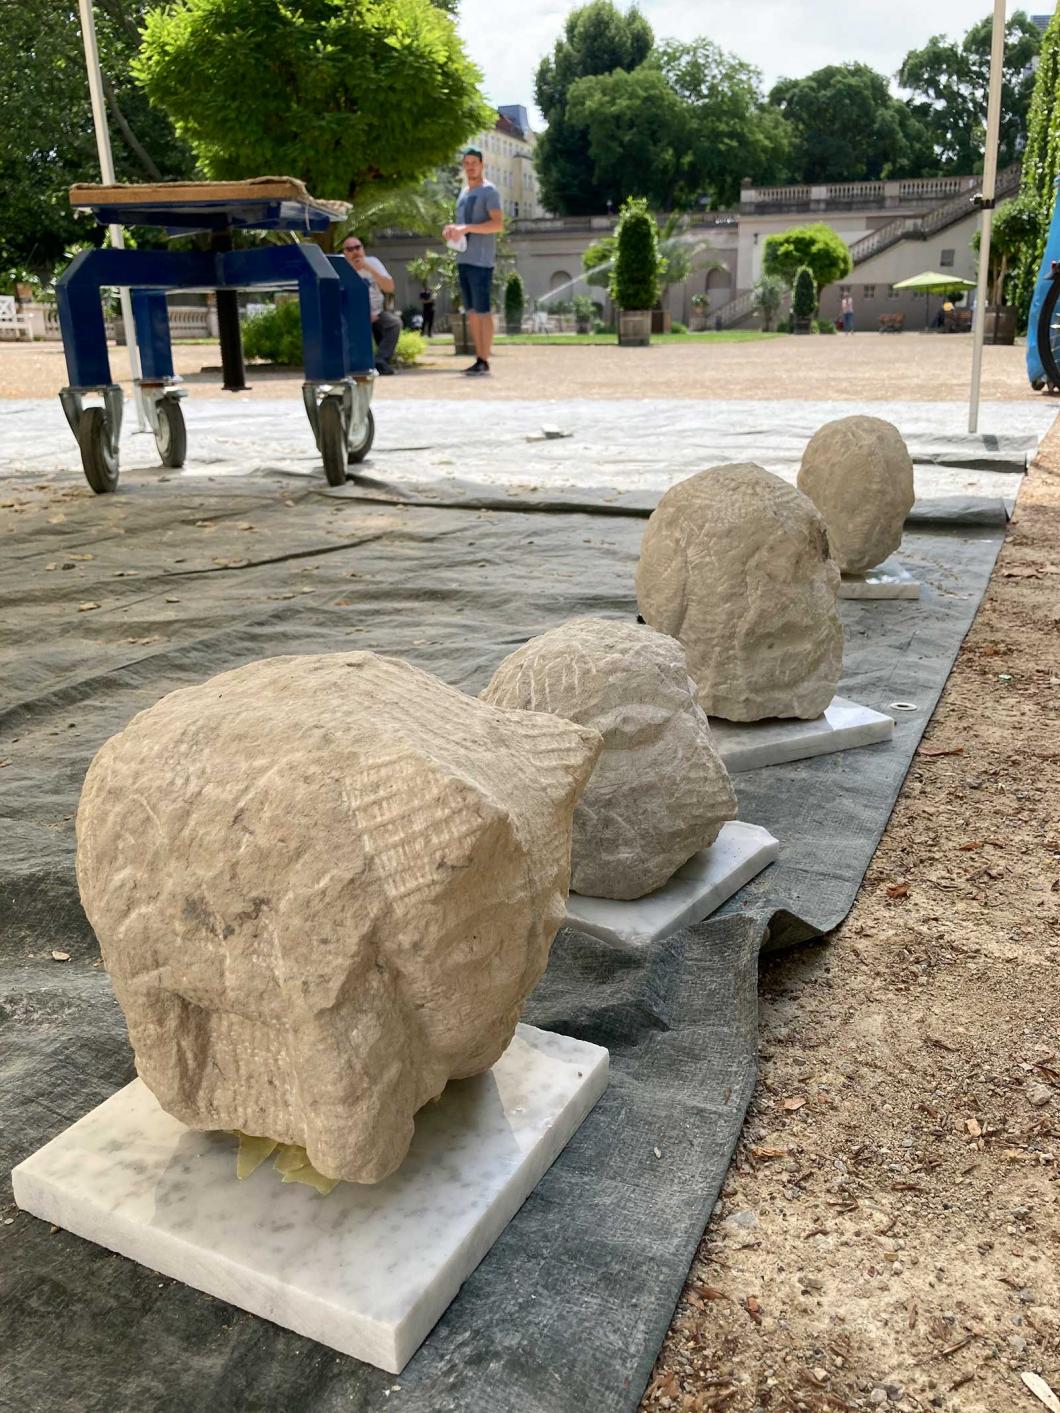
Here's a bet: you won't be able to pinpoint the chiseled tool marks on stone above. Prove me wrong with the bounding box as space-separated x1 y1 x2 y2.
75 652 601 1184
798 415 915 574
636 463 842 722
483 617 737 900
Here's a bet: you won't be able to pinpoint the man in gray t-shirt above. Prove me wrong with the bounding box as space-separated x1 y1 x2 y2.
443 148 504 376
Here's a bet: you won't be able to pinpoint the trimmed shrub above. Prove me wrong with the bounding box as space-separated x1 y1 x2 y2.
394 330 426 367
610 196 661 311
671 320 688 334
504 271 525 331
243 299 302 365
814 318 837 334
792 266 817 321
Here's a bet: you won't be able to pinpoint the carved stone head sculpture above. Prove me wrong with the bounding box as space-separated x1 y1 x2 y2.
636 463 842 722
482 617 737 901
797 415 915 575
76 653 601 1184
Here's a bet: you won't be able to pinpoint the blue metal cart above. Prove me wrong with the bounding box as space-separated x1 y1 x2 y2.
58 178 376 491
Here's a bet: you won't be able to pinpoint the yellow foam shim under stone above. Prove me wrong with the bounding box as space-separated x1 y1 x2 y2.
236 1133 339 1195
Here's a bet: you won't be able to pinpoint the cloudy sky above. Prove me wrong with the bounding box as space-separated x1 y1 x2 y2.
456 0 1042 125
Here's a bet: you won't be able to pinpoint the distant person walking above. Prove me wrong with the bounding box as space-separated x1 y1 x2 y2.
443 148 504 376
841 293 855 335
419 285 435 339
342 235 401 375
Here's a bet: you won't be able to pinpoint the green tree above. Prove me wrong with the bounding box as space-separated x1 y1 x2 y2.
898 12 1041 174
610 196 661 310
582 233 616 287
762 223 852 290
533 1 654 215
971 194 1039 305
752 272 785 332
1013 8 1060 321
769 63 932 182
135 0 492 202
0 0 196 284
654 38 793 203
566 66 693 210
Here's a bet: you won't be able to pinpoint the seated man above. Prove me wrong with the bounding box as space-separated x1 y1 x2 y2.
342 235 401 375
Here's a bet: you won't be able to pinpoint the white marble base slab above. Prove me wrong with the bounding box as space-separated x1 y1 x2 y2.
838 558 921 600
11 1024 608 1375
564 821 779 946
711 695 894 773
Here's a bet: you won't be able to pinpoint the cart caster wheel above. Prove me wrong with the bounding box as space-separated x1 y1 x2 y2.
154 398 187 468
319 397 348 487
347 408 375 466
77 406 119 494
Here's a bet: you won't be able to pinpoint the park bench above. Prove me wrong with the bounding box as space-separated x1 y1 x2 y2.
943 308 973 333
878 313 905 333
0 295 33 340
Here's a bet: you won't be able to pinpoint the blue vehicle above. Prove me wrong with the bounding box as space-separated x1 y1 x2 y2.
56 179 376 492
1028 176 1060 391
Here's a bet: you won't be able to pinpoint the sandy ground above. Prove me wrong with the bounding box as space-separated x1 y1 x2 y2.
639 430 1060 1411
0 332 1046 404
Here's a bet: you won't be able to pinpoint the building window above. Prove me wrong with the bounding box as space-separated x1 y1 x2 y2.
839 285 852 296
514 202 520 217
888 286 901 299
940 248 955 267
862 285 876 298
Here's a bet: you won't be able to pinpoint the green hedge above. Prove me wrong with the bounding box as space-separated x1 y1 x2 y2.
242 300 424 368
243 300 302 365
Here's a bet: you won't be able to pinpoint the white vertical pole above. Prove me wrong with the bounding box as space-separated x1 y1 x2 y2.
77 0 147 429
968 0 1007 433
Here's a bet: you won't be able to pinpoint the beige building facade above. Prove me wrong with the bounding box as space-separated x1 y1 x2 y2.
375 165 1015 331
468 105 546 222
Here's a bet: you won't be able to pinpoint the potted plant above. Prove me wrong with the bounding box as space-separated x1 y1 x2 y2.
792 265 816 334
408 250 473 355
972 196 1036 346
610 197 661 347
573 295 594 334
751 274 785 332
689 292 710 331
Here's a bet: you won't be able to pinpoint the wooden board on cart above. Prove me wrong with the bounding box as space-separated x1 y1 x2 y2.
69 177 348 219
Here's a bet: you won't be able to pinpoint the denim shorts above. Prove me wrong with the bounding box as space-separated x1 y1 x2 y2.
458 264 494 315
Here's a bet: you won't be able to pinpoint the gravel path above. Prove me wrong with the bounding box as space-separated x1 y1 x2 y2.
0 332 1045 404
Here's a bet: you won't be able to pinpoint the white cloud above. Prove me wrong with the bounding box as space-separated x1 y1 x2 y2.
456 0 1037 126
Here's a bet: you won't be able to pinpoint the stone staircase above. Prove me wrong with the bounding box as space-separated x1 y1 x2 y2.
713 164 1020 329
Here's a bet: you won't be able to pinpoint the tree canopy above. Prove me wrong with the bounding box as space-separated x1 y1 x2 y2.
0 0 195 284
534 1 654 216
899 12 1041 175
535 6 793 213
768 63 932 183
762 223 851 290
135 0 492 200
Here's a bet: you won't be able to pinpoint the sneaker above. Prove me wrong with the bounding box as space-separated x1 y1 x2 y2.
375 360 395 376
465 359 490 376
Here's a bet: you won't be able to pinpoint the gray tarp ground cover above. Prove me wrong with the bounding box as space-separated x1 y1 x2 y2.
0 466 1005 1413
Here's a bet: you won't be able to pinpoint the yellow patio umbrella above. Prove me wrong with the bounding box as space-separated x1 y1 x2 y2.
892 271 978 328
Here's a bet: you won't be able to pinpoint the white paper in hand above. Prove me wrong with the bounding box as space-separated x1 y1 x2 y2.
446 235 468 253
